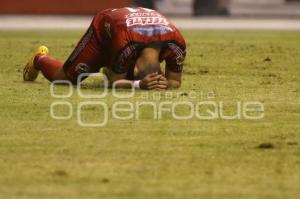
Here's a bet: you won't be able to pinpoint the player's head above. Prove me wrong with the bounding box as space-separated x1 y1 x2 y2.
135 42 162 79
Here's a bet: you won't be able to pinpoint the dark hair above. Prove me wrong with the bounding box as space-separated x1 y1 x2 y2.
146 41 162 49
136 42 162 79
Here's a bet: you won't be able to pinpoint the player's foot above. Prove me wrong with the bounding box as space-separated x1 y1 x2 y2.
23 46 49 81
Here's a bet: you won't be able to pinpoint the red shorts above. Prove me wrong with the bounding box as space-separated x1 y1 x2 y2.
63 15 109 83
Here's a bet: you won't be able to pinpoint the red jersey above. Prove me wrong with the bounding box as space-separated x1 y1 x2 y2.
63 7 186 82
95 7 186 74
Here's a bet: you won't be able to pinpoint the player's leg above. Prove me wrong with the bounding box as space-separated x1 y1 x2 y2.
62 26 105 84
23 45 72 82
24 21 105 84
34 54 67 81
23 46 56 81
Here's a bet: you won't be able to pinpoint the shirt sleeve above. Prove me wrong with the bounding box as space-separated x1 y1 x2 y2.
164 42 186 73
111 43 139 74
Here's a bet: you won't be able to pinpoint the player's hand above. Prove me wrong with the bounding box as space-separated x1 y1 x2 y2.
156 76 168 90
140 73 161 90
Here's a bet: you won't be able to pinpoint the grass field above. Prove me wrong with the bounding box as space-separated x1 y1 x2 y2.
0 30 299 199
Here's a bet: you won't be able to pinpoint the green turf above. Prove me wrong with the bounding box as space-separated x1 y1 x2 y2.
0 30 299 199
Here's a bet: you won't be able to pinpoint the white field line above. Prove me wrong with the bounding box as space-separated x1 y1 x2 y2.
0 15 300 30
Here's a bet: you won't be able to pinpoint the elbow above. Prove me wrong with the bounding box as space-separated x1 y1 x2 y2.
168 80 181 89
172 82 181 89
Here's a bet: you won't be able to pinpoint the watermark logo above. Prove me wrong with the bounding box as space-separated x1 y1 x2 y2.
50 73 265 127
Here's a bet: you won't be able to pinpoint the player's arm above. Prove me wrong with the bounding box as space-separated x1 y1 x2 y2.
104 67 161 90
155 69 181 89
161 58 184 89
162 43 186 89
165 69 182 89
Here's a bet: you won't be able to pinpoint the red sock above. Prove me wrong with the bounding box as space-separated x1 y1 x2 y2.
34 55 63 81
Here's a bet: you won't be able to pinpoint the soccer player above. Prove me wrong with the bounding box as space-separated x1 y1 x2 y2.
23 7 186 90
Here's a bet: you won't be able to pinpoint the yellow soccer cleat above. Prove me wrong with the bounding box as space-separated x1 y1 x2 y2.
23 46 49 81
